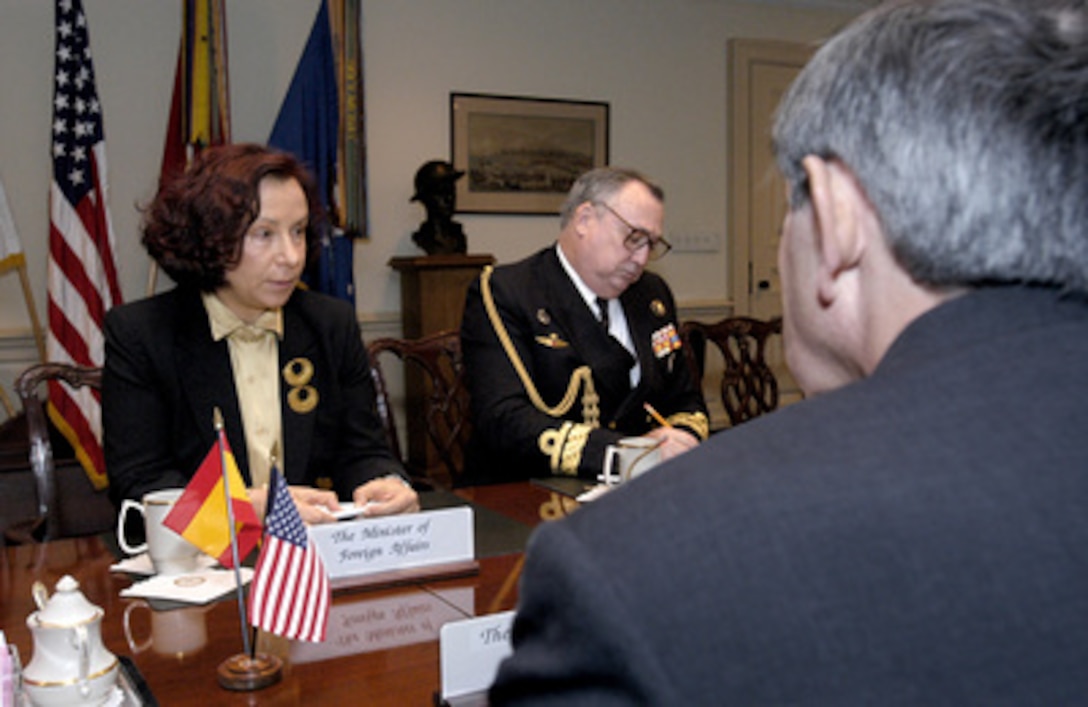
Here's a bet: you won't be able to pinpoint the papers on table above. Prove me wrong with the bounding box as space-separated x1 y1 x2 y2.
110 552 247 604
110 553 217 576
575 484 612 503
119 567 252 604
326 501 377 521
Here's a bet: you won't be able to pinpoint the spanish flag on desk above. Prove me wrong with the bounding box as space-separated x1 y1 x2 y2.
163 436 261 568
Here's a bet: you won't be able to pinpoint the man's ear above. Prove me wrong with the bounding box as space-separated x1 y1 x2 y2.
571 200 596 238
803 156 870 300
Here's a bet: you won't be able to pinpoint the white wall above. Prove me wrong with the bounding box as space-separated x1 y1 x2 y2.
0 0 857 393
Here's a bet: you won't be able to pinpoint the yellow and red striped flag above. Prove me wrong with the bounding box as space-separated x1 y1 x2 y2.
163 433 261 568
160 0 231 184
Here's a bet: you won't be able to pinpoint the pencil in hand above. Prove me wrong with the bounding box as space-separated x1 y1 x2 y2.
643 402 672 428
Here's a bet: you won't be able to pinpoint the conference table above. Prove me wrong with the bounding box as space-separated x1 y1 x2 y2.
1 481 584 706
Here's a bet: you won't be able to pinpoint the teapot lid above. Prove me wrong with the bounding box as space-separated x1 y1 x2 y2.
35 575 100 626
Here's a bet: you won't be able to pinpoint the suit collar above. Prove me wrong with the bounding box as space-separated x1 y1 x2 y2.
621 283 661 379
173 288 321 484
616 282 666 417
880 286 1083 377
203 291 284 341
173 288 251 479
538 249 637 403
555 243 599 313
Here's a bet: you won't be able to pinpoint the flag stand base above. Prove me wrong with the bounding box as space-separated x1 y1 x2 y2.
217 652 283 691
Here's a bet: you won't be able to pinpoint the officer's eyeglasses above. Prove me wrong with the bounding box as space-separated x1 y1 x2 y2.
594 202 672 261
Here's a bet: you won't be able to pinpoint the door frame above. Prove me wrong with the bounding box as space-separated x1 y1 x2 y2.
727 38 813 316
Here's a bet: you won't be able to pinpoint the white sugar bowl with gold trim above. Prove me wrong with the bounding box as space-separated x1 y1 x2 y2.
23 575 118 706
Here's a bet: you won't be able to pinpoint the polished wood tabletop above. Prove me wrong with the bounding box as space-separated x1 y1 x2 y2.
1 481 566 706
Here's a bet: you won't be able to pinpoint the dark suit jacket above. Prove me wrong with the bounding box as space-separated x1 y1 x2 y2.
491 286 1088 705
460 246 707 483
103 286 402 507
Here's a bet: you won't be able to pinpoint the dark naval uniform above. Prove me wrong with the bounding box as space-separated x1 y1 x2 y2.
459 246 707 484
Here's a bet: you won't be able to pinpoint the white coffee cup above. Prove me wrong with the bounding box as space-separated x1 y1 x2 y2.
117 488 202 576
600 437 664 485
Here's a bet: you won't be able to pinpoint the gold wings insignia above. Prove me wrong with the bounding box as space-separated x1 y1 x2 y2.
535 333 570 348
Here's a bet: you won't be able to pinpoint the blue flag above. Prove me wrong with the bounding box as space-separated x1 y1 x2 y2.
269 0 354 305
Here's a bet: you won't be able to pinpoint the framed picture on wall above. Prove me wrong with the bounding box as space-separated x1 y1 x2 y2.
450 92 610 215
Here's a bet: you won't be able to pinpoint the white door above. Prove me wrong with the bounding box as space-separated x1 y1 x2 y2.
728 39 812 402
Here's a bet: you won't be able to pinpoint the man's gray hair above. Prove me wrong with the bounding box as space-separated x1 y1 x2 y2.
773 0 1088 292
559 167 665 228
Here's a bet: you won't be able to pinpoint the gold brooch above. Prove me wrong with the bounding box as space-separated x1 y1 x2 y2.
284 358 318 413
650 299 666 317
288 385 318 414
283 357 314 387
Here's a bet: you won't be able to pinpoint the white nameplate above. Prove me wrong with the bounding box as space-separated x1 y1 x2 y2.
291 586 474 664
310 507 474 580
440 610 515 700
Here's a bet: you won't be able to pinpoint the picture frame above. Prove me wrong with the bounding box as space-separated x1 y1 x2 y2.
450 92 610 215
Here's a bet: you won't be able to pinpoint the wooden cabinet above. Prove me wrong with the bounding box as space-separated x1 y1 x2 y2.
388 254 494 478
389 254 494 337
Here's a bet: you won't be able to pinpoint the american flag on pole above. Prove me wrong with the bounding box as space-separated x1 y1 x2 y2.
248 465 331 643
48 0 123 490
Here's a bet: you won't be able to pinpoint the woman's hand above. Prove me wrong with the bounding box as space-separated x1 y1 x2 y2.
352 476 420 517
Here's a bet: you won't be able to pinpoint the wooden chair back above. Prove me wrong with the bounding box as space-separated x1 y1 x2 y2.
682 316 783 428
10 362 103 543
367 330 471 488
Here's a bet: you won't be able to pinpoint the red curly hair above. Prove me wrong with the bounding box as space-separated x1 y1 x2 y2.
141 143 324 291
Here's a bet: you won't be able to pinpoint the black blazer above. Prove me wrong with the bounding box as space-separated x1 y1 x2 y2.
492 286 1088 704
460 246 707 483
103 286 402 506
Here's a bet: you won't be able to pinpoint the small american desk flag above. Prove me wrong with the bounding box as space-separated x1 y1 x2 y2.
248 466 331 643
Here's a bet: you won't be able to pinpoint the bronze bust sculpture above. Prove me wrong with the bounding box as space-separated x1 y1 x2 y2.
411 160 467 255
